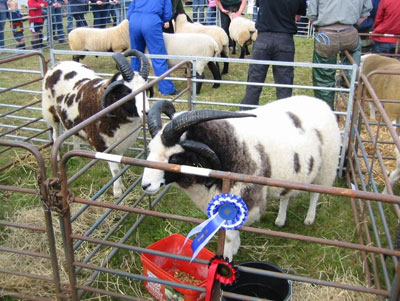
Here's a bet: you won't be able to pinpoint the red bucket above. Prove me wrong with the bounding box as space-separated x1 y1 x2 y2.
141 233 215 300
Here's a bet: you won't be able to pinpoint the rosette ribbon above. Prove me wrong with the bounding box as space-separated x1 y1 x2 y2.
206 256 237 301
182 193 248 262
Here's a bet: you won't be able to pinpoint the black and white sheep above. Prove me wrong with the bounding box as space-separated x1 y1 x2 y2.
162 32 221 93
42 50 150 198
141 96 341 260
68 19 130 62
175 13 229 75
228 16 257 58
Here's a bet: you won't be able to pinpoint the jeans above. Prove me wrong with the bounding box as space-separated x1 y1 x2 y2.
67 4 74 32
206 6 216 25
0 9 7 47
50 6 66 41
192 0 207 24
241 32 295 107
372 41 398 55
92 4 110 28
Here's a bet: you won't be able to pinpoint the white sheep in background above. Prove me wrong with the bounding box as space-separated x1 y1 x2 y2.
360 54 400 194
68 19 130 62
175 13 230 75
229 16 258 58
162 32 221 93
42 50 150 198
141 96 341 260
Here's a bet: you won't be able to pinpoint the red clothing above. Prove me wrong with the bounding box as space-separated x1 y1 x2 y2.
28 0 48 24
371 0 400 43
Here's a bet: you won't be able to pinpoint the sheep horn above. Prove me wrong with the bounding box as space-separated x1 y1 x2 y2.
112 52 134 82
161 110 256 147
124 49 150 81
180 140 221 171
147 100 176 137
101 79 124 117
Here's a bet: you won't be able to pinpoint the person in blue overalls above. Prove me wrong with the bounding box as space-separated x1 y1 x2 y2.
127 0 178 96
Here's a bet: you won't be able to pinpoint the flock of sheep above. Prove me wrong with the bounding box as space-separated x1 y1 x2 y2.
41 13 400 261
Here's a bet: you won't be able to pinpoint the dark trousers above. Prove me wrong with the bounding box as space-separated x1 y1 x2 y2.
241 31 295 107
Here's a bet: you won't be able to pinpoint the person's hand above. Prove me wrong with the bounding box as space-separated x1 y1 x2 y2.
164 22 170 29
96 0 102 5
53 2 61 7
231 11 241 18
40 3 44 7
220 7 229 14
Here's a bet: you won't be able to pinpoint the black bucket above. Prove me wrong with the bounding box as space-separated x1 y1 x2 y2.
221 261 292 301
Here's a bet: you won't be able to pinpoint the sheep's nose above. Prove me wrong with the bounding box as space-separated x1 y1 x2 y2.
142 183 151 191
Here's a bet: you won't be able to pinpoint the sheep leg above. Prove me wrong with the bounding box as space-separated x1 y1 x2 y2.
224 230 240 261
368 101 376 121
207 62 221 89
72 55 85 62
239 46 246 59
245 45 250 55
275 196 290 227
221 51 229 75
107 161 125 198
383 146 400 194
304 192 320 225
196 72 204 94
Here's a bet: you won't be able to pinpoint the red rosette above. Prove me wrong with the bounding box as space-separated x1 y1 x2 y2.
205 256 237 301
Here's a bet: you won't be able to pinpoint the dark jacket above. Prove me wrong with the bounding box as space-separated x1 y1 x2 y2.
256 0 307 34
69 0 88 14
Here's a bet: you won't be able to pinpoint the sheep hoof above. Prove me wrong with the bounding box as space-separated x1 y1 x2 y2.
212 83 220 89
274 218 285 227
304 217 315 226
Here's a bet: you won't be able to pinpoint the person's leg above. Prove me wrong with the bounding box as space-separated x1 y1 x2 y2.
54 6 66 41
67 5 74 32
312 49 337 110
143 17 176 95
241 32 271 107
220 10 232 47
192 0 199 23
129 17 146 72
0 10 7 48
372 41 397 54
271 33 295 99
340 38 361 82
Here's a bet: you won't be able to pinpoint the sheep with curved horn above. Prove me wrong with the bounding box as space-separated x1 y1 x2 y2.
42 49 150 197
142 97 341 260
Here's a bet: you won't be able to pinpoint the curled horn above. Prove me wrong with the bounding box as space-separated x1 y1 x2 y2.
101 80 124 117
124 49 150 81
147 100 176 138
162 110 256 147
112 52 134 82
180 140 221 188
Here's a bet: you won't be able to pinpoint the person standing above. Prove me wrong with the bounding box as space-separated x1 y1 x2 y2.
240 0 307 109
371 0 400 55
192 0 206 24
128 0 178 96
215 0 247 51
307 0 372 110
28 0 48 48
0 0 8 48
47 0 66 43
7 0 26 48
206 0 216 25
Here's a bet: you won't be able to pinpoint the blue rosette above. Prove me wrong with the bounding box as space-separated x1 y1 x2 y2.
182 193 248 261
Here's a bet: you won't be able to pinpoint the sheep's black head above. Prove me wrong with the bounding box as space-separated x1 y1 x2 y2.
101 50 150 118
141 100 255 194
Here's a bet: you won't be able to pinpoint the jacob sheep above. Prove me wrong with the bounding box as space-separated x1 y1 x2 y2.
360 54 400 194
141 96 341 260
228 16 257 58
68 19 130 62
175 13 230 75
42 50 150 198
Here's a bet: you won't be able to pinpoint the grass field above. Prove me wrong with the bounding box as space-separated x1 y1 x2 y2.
0 31 397 300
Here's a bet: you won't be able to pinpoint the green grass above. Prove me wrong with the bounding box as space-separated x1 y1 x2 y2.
0 35 397 300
